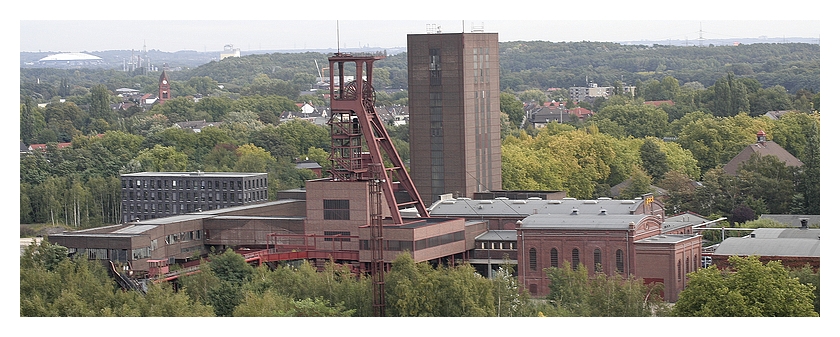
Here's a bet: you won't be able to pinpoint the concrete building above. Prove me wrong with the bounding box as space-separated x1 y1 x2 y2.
49 200 306 273
408 32 502 204
120 172 269 223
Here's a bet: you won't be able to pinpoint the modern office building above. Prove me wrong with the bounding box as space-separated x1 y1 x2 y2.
407 32 502 205
120 172 269 223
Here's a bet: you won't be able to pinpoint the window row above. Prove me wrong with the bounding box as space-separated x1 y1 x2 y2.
529 247 625 274
358 231 466 251
123 190 266 202
164 230 202 245
122 178 266 190
477 241 516 250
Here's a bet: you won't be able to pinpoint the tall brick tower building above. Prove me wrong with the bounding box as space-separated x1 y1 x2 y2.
407 32 502 205
158 69 170 103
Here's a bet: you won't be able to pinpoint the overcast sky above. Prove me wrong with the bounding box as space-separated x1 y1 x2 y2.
18 1 822 53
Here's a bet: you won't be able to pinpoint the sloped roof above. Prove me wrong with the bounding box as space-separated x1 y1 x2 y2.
758 214 820 227
722 140 803 175
662 212 710 232
519 213 651 230
428 198 650 218
713 236 819 257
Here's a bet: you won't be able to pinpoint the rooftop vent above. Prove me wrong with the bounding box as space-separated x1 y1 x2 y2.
599 209 608 215
584 200 598 204
571 209 579 215
800 218 809 230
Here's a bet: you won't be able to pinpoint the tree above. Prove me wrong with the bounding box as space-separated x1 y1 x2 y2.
672 255 817 317
639 138 668 183
500 91 524 128
545 261 664 316
20 96 46 144
132 145 189 172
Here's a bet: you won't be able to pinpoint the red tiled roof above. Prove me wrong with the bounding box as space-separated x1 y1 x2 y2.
644 100 674 107
29 142 71 151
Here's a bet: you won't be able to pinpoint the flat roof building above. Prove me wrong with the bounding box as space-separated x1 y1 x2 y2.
120 172 268 223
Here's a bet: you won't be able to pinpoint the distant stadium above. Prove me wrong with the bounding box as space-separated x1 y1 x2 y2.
31 52 105 68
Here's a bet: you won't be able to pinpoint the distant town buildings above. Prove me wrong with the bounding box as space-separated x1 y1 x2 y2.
220 44 241 60
568 82 635 102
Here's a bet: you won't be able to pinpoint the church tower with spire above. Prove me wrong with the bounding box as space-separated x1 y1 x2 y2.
158 69 170 104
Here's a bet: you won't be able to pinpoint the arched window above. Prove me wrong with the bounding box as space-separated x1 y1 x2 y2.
594 248 602 272
550 248 559 268
678 260 682 281
529 248 537 271
686 257 690 275
572 248 580 270
616 249 624 274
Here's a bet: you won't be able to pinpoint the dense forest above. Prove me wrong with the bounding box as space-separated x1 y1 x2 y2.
21 241 818 317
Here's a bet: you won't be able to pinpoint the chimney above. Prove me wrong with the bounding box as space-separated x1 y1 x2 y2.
800 218 809 230
756 130 767 145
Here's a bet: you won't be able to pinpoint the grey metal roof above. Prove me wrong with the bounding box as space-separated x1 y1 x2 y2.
713 237 819 257
758 214 820 227
111 224 158 234
636 234 697 244
519 213 650 230
662 212 710 231
475 230 517 241
428 198 645 217
749 228 820 239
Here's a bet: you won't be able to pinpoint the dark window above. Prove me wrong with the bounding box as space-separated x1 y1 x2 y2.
529 248 537 271
616 250 625 274
324 231 351 242
572 248 580 270
550 248 558 268
594 248 602 272
323 199 350 220
678 260 682 281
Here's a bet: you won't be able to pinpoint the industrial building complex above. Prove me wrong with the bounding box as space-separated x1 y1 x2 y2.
46 31 816 310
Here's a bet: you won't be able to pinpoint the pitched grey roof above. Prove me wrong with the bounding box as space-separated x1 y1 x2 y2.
636 234 698 244
749 228 820 239
519 213 650 230
475 230 517 241
722 141 803 175
713 236 819 257
662 212 710 232
758 214 820 227
428 198 647 218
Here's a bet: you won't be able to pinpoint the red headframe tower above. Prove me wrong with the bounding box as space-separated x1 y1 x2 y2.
327 53 428 316
327 53 429 222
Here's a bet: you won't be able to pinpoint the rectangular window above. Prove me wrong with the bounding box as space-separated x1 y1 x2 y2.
324 231 351 242
323 199 350 220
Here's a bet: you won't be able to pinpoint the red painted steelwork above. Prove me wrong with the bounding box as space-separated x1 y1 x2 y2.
327 53 429 224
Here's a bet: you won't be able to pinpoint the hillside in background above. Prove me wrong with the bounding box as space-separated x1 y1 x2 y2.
21 40 819 98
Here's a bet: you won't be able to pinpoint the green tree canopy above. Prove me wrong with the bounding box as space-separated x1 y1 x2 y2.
672 255 817 317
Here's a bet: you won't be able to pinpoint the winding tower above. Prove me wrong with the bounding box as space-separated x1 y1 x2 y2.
327 53 428 316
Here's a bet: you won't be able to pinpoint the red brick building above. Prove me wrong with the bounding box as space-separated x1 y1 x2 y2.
517 212 702 302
